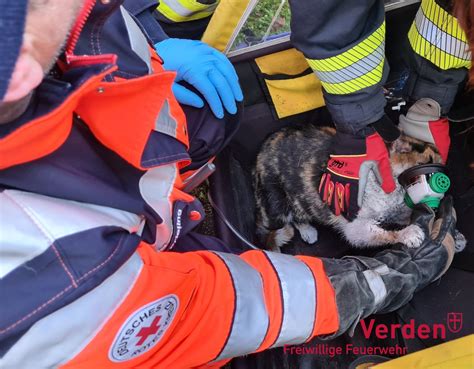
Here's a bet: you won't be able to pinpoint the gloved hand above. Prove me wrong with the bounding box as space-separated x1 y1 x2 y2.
155 39 243 119
322 196 457 337
319 130 396 220
399 98 450 163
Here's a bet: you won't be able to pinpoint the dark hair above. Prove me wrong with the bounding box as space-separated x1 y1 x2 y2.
455 0 473 86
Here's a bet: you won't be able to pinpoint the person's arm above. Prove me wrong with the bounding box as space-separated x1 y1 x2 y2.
288 0 399 220
59 243 339 368
288 0 388 133
61 196 456 368
403 0 469 114
4 195 456 369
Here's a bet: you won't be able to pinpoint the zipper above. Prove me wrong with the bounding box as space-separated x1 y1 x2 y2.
65 0 97 59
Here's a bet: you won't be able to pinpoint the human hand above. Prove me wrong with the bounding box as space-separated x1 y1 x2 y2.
155 39 243 118
319 131 396 220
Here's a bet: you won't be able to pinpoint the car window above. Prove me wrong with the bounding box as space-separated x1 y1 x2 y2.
225 0 420 58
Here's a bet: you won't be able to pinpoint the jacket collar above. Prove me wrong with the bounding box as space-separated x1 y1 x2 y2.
0 65 116 170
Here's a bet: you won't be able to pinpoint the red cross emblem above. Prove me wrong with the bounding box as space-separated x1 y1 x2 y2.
447 312 463 333
136 316 162 345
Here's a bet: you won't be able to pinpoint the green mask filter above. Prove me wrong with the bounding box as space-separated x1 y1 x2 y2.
398 164 450 209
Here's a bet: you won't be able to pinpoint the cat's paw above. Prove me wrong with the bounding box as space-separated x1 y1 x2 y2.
295 223 318 244
400 224 425 248
271 225 295 248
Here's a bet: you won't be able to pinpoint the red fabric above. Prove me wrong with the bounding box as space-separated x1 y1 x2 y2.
327 155 365 180
60 247 339 368
0 69 113 170
365 133 396 193
326 133 395 193
429 118 450 164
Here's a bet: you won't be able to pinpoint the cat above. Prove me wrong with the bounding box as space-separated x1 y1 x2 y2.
253 124 463 250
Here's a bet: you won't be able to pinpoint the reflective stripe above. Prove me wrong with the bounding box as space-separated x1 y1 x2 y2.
157 0 219 22
155 99 178 138
0 190 143 278
212 252 269 361
408 0 471 69
264 252 316 347
120 6 152 74
316 44 384 84
363 264 389 307
139 164 177 250
0 253 143 368
307 22 385 95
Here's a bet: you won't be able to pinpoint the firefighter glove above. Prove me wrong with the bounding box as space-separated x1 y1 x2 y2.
319 131 396 220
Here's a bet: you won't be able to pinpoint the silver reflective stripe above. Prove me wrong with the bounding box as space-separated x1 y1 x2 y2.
264 252 316 347
120 6 152 74
363 264 389 307
139 164 177 250
315 42 385 84
414 7 471 60
162 0 219 18
0 190 143 278
212 252 269 361
0 253 143 369
155 99 178 138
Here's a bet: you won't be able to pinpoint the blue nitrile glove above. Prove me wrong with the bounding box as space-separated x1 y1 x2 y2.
155 39 243 119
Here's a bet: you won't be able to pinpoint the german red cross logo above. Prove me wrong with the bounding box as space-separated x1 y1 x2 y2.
109 295 179 362
447 312 463 333
136 316 162 345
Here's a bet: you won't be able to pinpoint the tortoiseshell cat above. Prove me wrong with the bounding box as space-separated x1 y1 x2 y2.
254 125 464 250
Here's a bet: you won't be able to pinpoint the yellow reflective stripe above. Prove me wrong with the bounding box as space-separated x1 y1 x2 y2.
421 0 467 43
157 0 218 22
305 22 385 94
408 25 470 69
318 58 384 95
307 22 385 72
179 0 217 12
408 0 471 70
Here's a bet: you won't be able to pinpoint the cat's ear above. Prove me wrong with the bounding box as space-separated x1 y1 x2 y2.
390 136 412 154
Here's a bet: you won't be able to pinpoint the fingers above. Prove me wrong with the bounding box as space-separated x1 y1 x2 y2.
358 160 385 207
212 50 244 102
432 195 456 241
172 83 204 108
335 183 345 216
209 69 237 115
320 173 353 218
188 74 224 118
436 195 454 219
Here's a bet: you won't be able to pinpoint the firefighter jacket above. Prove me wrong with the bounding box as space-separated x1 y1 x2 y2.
0 1 339 368
288 0 471 130
156 0 219 24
